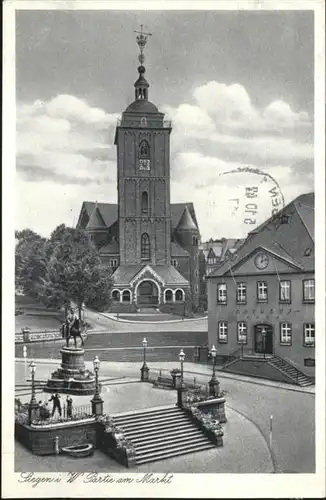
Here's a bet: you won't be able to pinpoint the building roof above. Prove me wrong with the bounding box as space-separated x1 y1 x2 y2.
112 264 189 286
171 202 199 230
209 192 314 277
171 241 189 257
78 201 199 233
176 205 198 231
124 100 159 114
99 241 119 255
85 206 107 230
78 202 118 230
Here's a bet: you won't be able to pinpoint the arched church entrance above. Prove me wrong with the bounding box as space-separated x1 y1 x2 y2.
137 280 159 305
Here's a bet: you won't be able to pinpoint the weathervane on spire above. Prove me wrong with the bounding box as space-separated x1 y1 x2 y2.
134 24 152 65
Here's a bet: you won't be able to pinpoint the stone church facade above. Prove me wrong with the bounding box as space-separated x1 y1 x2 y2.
77 37 200 314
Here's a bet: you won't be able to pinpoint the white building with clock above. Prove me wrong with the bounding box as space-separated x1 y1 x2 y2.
207 192 315 383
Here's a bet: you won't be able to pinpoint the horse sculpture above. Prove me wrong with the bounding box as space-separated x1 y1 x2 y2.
61 317 84 349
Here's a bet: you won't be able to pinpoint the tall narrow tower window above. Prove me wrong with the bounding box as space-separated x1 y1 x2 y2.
141 233 150 260
141 191 149 214
139 140 150 159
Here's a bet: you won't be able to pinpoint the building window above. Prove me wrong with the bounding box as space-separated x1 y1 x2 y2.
304 248 312 256
257 281 268 302
194 269 198 277
140 117 147 127
236 283 247 304
122 290 131 303
279 280 291 303
237 322 248 344
141 233 150 260
303 323 315 347
217 283 227 304
171 259 178 267
218 322 228 343
165 290 173 302
194 285 198 293
139 140 150 159
303 279 315 303
109 259 118 268
192 236 198 246
141 191 148 214
175 289 184 301
112 290 120 302
280 322 292 345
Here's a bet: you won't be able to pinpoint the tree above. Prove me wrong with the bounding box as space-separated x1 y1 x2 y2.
38 226 113 316
15 229 48 297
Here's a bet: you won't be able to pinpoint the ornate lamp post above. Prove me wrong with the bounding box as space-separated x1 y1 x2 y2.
179 349 185 387
91 356 103 416
140 337 150 382
177 349 187 407
28 361 39 425
209 345 220 397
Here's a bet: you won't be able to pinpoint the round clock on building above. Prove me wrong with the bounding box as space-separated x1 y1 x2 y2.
254 252 269 270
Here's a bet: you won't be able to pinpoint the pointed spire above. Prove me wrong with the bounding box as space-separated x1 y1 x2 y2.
86 203 106 230
133 24 152 101
177 205 198 231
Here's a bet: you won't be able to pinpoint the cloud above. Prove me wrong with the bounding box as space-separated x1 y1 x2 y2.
17 95 118 185
16 83 314 240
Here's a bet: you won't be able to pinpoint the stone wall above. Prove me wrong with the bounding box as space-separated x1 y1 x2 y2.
15 419 96 456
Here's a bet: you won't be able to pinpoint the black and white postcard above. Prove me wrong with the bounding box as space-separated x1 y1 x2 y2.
2 1 325 498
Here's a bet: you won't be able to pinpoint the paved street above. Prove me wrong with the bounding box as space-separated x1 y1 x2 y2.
84 308 208 332
15 358 315 473
15 327 209 363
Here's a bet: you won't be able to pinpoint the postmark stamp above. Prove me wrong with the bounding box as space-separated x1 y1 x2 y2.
219 166 285 234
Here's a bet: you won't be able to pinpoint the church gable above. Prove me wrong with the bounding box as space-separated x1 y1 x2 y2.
130 265 165 287
226 247 303 276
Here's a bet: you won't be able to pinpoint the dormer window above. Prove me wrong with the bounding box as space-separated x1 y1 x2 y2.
304 248 312 256
281 214 290 224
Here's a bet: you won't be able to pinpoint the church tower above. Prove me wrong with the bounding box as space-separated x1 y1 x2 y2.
114 27 172 266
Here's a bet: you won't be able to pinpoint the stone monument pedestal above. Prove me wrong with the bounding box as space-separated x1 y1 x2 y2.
43 347 97 396
177 386 188 408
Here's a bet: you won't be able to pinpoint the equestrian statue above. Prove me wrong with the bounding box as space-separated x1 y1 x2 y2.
61 308 84 349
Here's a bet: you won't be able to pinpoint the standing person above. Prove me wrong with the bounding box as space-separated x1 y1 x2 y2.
49 393 62 417
66 395 73 418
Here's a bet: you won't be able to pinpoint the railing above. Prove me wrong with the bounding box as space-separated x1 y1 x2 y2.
15 327 89 344
39 403 93 423
221 347 242 368
116 118 172 128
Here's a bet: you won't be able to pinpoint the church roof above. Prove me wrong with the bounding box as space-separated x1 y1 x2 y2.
99 241 119 254
85 206 106 230
79 202 118 230
209 192 315 277
177 205 198 231
171 202 199 230
112 264 189 286
77 202 199 233
171 241 189 257
124 100 159 114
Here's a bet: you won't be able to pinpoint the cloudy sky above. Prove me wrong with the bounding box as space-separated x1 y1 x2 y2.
16 9 314 240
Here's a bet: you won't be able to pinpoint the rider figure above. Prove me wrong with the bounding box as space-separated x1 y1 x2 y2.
66 308 83 348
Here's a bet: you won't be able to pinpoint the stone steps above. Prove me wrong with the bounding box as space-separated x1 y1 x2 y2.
111 405 215 465
269 357 314 386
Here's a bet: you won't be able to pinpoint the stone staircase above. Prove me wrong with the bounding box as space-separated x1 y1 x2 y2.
268 356 314 387
111 405 216 465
